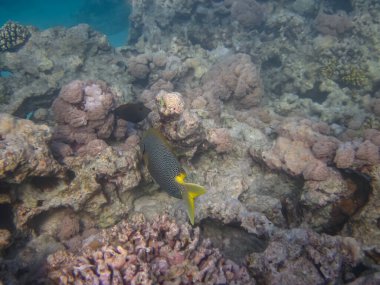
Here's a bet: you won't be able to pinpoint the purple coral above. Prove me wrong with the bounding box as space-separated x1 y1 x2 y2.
202 53 263 116
51 80 116 157
46 215 254 284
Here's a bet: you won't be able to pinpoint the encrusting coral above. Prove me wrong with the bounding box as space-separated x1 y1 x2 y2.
45 214 255 285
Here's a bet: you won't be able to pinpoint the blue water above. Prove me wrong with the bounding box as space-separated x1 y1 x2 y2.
0 0 130 47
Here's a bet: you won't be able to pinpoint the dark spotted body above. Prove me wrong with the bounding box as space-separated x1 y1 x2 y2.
142 129 184 199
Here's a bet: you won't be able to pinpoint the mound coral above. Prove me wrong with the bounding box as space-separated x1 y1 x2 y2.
51 80 116 157
314 12 353 36
0 21 30 52
46 214 254 285
228 0 267 29
202 53 263 116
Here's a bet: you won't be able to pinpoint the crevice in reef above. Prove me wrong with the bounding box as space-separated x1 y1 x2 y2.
27 207 78 237
262 55 282 71
299 81 329 104
13 91 59 119
200 218 268 264
29 176 61 192
0 203 15 232
322 169 371 235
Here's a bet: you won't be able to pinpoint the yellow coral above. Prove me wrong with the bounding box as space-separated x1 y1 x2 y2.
341 65 368 88
321 59 338 79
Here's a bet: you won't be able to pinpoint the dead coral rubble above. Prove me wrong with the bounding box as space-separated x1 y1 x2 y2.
46 214 255 285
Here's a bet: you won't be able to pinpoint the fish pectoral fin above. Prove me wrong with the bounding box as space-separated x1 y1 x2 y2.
181 182 206 225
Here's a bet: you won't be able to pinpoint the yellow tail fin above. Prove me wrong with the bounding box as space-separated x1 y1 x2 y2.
181 182 206 225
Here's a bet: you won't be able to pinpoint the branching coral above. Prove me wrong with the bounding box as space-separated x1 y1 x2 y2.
46 214 254 284
320 59 368 89
340 65 368 88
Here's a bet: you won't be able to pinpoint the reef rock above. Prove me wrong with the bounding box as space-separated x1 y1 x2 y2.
248 228 362 285
14 144 141 230
0 113 65 183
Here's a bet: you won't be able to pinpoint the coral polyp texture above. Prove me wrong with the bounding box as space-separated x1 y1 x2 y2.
46 214 254 285
0 21 30 52
51 80 116 157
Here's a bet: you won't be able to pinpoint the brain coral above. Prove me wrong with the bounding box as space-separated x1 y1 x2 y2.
46 214 254 284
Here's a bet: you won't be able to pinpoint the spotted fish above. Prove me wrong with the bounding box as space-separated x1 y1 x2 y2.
141 128 206 225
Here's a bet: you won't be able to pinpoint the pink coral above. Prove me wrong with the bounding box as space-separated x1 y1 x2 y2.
355 140 379 165
202 53 263 115
364 129 380 146
59 80 84 104
262 137 315 176
207 128 234 154
45 215 254 284
311 137 339 163
302 160 331 181
51 80 116 157
334 143 356 169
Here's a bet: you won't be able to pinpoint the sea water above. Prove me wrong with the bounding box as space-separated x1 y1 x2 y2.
0 0 130 47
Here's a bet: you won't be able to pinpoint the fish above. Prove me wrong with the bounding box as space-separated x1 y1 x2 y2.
141 128 206 225
113 102 151 123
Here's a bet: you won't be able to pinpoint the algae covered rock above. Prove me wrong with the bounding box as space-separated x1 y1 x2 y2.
0 113 65 183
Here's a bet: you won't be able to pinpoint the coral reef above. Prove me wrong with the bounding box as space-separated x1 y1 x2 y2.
250 117 378 231
1 0 380 283
0 24 129 115
0 113 65 183
14 144 141 231
248 228 362 284
0 21 30 52
46 214 254 284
